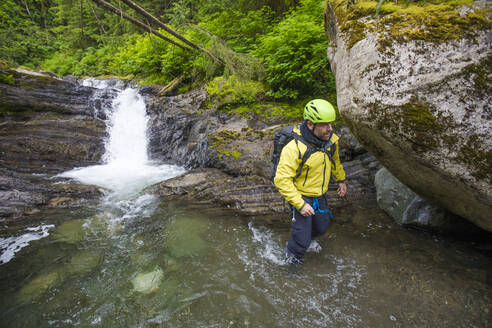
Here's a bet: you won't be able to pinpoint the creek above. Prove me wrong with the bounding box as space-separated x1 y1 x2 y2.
0 82 490 327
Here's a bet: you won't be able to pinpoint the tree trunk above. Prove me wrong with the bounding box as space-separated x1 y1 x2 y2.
86 0 106 37
122 0 195 47
90 0 194 52
159 75 184 95
90 0 224 64
20 0 33 22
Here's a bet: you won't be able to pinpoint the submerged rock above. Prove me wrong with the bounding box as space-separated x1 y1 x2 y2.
66 251 102 276
324 0 492 230
51 219 86 244
375 168 483 235
131 267 164 294
164 216 208 258
17 270 64 304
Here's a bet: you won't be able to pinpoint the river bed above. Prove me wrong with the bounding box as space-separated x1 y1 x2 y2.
0 197 490 328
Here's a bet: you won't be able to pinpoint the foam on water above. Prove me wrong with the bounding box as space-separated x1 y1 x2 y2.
247 221 286 266
60 162 184 197
239 221 366 327
14 68 52 77
0 225 55 264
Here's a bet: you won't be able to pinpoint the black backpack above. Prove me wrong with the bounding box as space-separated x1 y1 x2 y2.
270 124 336 182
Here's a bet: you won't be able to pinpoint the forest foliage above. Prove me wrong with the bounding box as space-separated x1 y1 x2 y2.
1 0 336 106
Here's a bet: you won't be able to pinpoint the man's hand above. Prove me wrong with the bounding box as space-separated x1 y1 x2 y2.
337 182 347 197
300 202 315 216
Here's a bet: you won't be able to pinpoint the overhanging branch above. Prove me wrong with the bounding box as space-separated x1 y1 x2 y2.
90 0 194 52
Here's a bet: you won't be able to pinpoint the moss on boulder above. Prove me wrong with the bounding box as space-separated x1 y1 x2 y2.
326 0 491 49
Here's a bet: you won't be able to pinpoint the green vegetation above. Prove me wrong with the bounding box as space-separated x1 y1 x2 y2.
232 103 303 121
1 0 337 118
205 75 266 109
209 130 243 160
0 73 16 85
253 0 335 100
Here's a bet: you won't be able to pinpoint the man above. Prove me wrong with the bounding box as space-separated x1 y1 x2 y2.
274 99 347 266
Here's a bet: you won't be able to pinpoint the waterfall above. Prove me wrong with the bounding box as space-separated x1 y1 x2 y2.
58 81 185 198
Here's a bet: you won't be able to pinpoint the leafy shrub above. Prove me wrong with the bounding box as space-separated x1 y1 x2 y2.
41 52 79 76
109 33 166 78
253 0 336 100
206 75 266 109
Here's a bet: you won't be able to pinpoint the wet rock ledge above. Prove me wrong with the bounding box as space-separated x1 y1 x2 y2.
0 68 114 218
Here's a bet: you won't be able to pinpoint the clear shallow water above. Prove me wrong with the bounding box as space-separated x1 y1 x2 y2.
0 200 490 328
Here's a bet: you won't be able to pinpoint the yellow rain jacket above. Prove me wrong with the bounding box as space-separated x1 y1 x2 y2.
273 125 346 211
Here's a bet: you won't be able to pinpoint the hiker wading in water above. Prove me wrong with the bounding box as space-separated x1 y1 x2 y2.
273 99 347 266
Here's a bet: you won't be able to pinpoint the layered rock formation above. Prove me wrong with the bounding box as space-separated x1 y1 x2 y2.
324 0 492 231
0 69 112 217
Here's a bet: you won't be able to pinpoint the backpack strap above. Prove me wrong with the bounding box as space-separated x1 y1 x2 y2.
293 130 337 178
322 139 336 170
292 133 316 179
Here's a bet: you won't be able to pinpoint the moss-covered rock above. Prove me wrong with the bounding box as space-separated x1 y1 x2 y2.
207 127 274 178
326 0 491 49
325 0 492 230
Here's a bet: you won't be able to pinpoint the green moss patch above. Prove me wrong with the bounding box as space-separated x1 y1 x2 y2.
367 99 444 149
459 54 492 97
208 130 244 160
326 0 491 49
401 101 442 131
458 134 492 182
205 75 266 110
231 102 303 122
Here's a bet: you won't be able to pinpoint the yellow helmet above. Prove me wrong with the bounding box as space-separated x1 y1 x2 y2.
303 99 336 123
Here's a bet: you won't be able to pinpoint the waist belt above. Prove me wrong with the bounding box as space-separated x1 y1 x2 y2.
291 196 334 219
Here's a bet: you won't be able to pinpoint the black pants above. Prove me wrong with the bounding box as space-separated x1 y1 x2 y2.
286 195 332 259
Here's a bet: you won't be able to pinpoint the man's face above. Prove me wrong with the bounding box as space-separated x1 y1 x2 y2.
308 121 333 140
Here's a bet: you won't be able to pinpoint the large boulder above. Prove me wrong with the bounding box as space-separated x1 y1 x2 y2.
324 0 492 230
